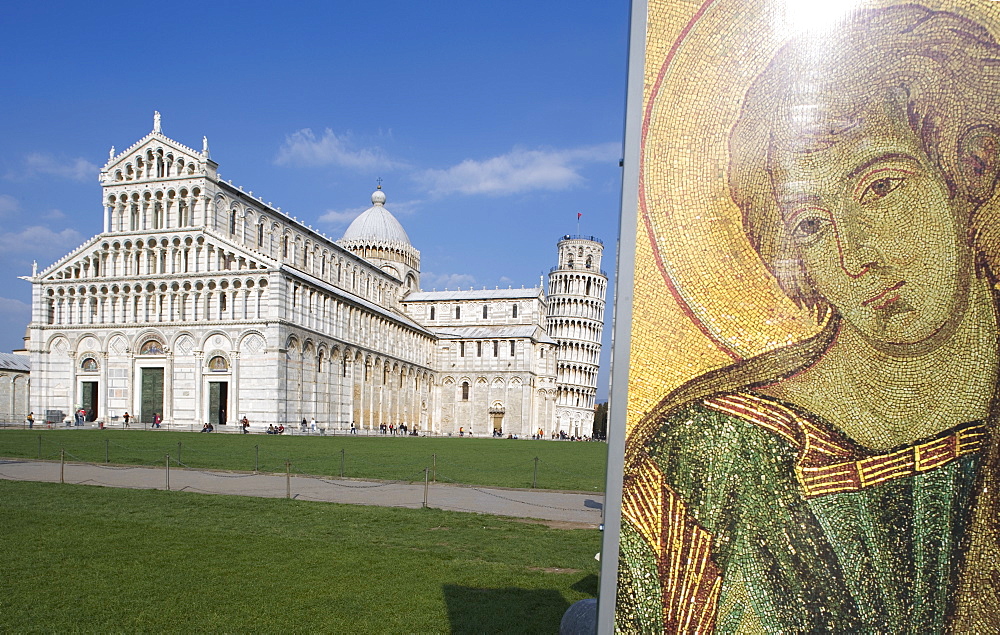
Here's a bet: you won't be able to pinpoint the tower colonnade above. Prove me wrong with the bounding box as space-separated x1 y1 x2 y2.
546 235 607 437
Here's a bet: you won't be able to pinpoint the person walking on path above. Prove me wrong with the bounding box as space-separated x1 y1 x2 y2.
26 412 33 429
123 412 130 428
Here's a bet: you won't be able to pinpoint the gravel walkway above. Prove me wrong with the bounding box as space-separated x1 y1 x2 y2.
0 458 604 528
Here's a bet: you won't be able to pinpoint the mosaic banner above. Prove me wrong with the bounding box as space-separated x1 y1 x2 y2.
601 0 1000 631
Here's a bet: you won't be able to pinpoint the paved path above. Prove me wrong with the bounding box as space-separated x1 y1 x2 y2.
0 459 604 528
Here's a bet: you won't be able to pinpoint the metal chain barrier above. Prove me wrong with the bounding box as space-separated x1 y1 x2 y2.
290 463 427 489
433 470 589 512
173 457 258 478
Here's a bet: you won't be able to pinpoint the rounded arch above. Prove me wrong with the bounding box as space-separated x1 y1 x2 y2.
238 330 267 354
199 331 234 351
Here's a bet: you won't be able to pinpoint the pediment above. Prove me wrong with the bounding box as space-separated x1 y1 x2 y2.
101 132 217 185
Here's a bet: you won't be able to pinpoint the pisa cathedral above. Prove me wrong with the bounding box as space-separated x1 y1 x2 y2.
25 117 607 436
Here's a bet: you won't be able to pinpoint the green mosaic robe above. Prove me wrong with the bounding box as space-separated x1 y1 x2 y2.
617 392 985 633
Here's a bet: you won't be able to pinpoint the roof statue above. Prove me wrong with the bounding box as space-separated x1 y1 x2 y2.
202 136 210 157
153 111 161 133
109 146 115 162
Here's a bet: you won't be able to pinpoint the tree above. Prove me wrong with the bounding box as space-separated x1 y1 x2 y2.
592 401 608 440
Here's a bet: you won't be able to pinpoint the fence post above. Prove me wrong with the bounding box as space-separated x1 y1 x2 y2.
105 439 109 463
340 448 345 478
432 453 437 483
177 441 182 465
286 460 291 499
60 449 65 484
166 454 170 491
423 467 429 508
254 445 259 472
532 456 539 489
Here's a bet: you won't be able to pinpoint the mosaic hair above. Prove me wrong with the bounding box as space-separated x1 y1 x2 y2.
729 3 1000 320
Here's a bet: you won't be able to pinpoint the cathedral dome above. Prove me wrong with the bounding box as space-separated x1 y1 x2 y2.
341 188 410 245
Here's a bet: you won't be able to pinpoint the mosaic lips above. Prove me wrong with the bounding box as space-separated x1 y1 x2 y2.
862 280 907 311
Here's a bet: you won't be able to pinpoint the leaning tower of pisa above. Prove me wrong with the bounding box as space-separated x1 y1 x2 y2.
546 235 607 438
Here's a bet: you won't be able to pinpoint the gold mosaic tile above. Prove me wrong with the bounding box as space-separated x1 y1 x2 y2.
614 1 1000 630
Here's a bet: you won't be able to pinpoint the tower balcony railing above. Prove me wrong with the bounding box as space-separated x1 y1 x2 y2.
558 234 603 245
549 265 608 277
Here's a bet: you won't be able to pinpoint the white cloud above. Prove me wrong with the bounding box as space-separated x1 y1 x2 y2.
318 206 368 226
420 142 619 196
498 276 514 285
0 195 20 216
422 272 476 290
0 226 85 261
0 296 30 319
319 197 422 229
8 153 98 182
275 128 401 169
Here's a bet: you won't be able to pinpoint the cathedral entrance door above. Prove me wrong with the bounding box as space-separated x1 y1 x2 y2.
209 381 228 426
489 403 505 433
140 368 164 425
81 381 98 421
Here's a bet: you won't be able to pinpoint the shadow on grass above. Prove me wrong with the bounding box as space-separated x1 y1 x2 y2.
570 574 598 596
443 584 571 633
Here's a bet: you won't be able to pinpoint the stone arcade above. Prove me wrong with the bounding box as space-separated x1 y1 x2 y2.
25 117 606 435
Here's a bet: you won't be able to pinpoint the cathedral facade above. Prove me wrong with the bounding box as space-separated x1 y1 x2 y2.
25 119 606 436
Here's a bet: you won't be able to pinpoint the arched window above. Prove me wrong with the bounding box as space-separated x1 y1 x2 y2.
81 357 98 371
509 340 515 356
461 381 470 401
482 305 488 319
229 211 236 235
282 235 289 258
459 341 465 357
512 304 518 318
430 306 436 320
139 340 164 355
455 306 461 319
586 256 593 269
493 340 498 357
208 356 229 371
477 342 482 357
257 223 264 247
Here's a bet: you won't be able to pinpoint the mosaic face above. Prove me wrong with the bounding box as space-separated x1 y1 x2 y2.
609 1 1000 632
771 97 973 351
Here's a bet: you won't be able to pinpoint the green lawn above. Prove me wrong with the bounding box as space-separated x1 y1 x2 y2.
0 480 600 633
0 430 607 492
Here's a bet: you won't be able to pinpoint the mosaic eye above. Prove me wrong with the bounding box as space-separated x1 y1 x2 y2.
791 216 830 243
860 176 905 204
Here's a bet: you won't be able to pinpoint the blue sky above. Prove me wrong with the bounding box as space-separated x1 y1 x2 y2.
0 1 629 400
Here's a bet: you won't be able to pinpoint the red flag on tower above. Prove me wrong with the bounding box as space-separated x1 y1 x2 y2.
578 212 582 220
